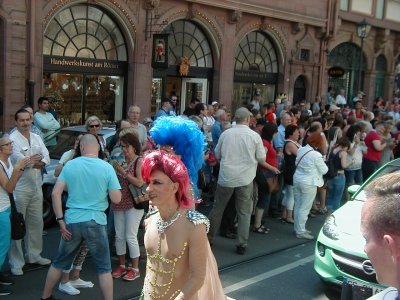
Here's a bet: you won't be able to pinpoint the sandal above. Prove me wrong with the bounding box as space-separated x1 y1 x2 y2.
252 225 269 234
284 218 294 224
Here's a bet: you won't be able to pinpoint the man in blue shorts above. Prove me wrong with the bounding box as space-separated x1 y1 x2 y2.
41 134 121 300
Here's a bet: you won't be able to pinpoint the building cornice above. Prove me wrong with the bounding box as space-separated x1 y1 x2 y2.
185 0 327 27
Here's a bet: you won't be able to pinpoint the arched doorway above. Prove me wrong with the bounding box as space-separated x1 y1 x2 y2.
293 75 306 105
151 20 214 115
233 31 279 113
42 4 129 125
375 55 387 99
328 42 366 101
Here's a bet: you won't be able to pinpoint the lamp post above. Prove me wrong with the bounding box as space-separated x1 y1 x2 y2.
356 18 371 93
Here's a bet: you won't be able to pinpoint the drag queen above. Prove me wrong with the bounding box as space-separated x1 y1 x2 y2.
140 151 226 300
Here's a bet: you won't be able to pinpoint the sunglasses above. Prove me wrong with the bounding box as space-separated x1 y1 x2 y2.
89 124 100 128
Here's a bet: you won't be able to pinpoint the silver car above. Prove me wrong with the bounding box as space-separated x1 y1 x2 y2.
42 125 116 227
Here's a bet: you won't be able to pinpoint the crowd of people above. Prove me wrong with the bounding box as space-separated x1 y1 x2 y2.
0 89 399 298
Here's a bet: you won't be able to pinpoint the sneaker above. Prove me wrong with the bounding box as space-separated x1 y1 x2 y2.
112 266 127 279
122 269 140 281
10 268 23 276
70 278 94 288
58 282 80 295
0 273 14 285
0 285 11 296
30 257 51 265
296 232 314 240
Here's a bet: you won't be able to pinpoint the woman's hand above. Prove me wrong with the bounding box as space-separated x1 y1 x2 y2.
270 167 280 175
113 161 125 175
15 157 30 171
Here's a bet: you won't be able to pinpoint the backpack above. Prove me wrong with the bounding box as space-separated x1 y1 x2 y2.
325 151 340 179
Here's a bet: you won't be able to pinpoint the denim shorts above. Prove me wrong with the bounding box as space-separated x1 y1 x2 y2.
52 220 111 274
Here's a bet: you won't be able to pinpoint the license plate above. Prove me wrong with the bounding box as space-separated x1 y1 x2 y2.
347 278 384 295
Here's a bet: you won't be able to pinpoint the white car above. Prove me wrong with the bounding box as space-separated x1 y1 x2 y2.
314 158 400 298
42 126 116 227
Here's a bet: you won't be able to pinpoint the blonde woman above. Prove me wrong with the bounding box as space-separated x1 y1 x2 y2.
0 134 30 295
85 116 106 152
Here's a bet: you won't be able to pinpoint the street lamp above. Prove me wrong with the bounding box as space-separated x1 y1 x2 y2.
356 18 371 93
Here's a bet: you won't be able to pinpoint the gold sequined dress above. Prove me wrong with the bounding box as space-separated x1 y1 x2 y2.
141 210 226 300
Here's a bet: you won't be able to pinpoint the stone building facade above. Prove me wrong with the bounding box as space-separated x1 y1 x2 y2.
0 0 399 130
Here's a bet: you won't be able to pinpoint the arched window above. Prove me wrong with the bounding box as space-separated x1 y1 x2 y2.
163 20 213 67
43 5 127 61
235 31 278 73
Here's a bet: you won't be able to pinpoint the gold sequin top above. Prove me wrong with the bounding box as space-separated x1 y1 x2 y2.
141 210 209 299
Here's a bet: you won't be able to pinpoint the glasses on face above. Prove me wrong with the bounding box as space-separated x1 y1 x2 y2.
0 141 13 147
89 124 100 128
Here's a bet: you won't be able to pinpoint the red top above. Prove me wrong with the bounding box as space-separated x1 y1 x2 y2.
363 130 382 162
262 139 278 169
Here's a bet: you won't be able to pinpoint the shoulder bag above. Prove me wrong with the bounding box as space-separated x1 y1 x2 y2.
128 157 149 209
0 164 26 240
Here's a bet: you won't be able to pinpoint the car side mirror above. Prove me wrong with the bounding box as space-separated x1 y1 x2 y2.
347 185 361 198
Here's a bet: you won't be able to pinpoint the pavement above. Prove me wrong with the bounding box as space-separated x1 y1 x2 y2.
2 208 327 300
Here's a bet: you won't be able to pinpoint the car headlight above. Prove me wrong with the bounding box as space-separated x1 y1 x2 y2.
322 215 340 240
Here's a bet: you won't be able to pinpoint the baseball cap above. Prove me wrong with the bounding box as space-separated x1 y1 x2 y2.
211 101 219 106
255 92 261 96
143 117 153 126
329 104 340 112
234 107 252 120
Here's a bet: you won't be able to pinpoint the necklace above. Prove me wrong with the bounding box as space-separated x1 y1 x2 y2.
156 210 181 235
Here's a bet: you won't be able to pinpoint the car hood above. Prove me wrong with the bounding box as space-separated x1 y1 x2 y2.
320 199 367 256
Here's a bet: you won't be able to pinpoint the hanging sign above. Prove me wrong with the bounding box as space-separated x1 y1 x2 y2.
328 66 345 78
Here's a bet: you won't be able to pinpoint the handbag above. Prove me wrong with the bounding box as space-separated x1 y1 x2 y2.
266 175 279 193
128 157 149 206
0 163 26 240
9 193 26 240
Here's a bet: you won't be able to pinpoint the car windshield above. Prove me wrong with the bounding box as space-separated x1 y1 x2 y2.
49 130 84 160
353 159 400 202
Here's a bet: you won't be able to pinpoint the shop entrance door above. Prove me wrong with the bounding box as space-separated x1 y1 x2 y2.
180 78 208 113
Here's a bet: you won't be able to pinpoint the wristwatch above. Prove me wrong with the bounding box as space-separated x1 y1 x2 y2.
56 216 64 221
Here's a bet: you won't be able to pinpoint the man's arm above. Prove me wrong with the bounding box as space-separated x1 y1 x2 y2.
109 189 121 204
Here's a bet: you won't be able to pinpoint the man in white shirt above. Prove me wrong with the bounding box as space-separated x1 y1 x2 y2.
361 173 400 300
207 107 266 255
335 89 347 107
127 105 147 150
9 108 51 276
33 97 60 148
